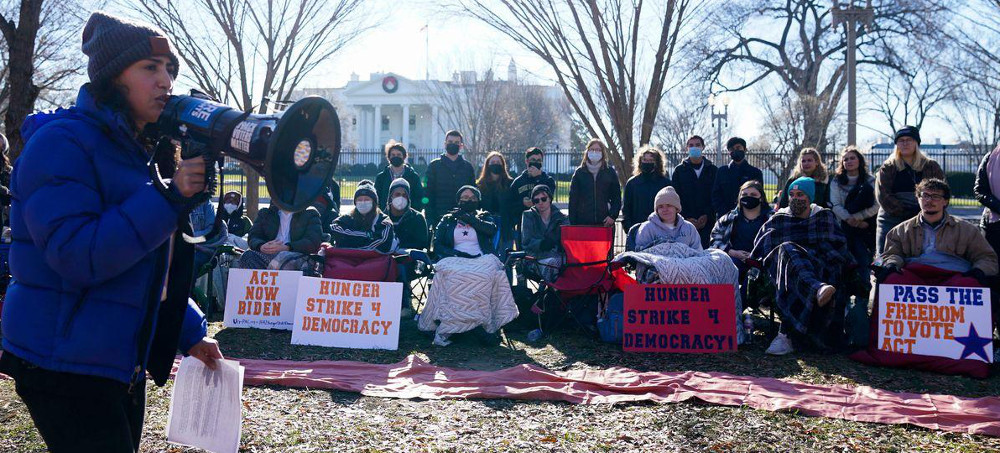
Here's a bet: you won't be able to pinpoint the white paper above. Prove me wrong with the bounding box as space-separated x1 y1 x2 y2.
166 356 244 453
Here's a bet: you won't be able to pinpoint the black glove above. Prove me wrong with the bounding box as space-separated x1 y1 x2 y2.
875 263 902 282
539 237 555 251
962 268 989 286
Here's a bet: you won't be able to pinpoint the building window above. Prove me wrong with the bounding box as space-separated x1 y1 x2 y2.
381 115 389 131
409 115 416 127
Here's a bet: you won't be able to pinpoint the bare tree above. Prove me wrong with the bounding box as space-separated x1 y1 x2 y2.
652 89 707 159
454 0 701 184
861 45 956 137
1 0 85 160
127 0 376 217
945 0 1000 151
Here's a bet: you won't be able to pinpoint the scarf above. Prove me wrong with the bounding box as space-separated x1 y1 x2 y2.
988 145 1000 222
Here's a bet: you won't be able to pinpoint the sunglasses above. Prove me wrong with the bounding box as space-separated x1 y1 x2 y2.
532 196 549 204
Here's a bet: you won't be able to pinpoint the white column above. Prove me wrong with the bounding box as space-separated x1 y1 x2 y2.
402 104 410 149
430 104 438 149
372 104 382 149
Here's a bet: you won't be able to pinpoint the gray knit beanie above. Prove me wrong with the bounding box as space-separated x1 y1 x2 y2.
82 12 180 83
389 177 410 198
355 179 378 206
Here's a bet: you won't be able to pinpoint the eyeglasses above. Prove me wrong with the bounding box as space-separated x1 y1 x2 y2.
919 193 945 201
532 197 549 204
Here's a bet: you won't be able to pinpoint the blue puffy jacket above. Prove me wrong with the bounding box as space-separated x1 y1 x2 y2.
1 85 207 385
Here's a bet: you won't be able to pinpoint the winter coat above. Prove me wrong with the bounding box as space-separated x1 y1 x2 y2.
672 157 718 222
875 158 944 218
248 206 325 254
830 174 879 223
713 160 764 217
388 207 429 250
882 214 999 275
218 196 252 238
375 164 424 212
520 206 569 259
621 172 671 234
568 165 621 226
331 210 397 253
710 204 774 251
974 152 1000 229
425 154 476 224
311 180 341 236
433 209 498 260
1 84 206 385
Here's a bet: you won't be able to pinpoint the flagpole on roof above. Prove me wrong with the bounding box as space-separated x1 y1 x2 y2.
424 22 430 80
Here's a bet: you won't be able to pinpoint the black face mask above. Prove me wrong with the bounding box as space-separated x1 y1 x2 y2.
446 143 461 155
730 149 746 162
488 164 504 175
389 156 404 167
739 196 761 210
459 200 479 212
640 162 655 174
528 161 542 170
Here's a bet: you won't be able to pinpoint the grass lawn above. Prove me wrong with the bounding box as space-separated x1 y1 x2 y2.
2 308 999 452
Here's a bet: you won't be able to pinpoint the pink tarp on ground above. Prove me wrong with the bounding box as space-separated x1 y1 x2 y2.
4 354 998 437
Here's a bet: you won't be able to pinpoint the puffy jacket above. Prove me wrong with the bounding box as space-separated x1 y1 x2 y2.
248 206 325 254
425 154 476 225
2 85 206 385
568 165 621 226
713 161 764 216
710 204 774 251
331 210 398 253
375 164 424 212
621 172 671 234
389 207 429 250
433 209 498 259
672 157 717 221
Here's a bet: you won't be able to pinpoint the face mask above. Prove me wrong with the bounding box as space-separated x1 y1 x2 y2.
459 200 479 212
528 161 543 170
223 203 238 214
356 200 373 215
688 147 702 158
730 149 746 162
739 196 761 210
391 196 408 210
389 156 404 167
640 162 655 174
790 198 809 216
446 143 461 155
587 151 602 163
488 163 504 175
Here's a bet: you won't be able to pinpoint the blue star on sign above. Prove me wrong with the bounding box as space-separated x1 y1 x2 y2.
953 324 993 363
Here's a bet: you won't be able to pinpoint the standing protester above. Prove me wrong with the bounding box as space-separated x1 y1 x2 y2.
476 151 514 244
425 130 476 227
874 126 944 255
568 138 621 227
375 140 424 212
507 147 556 241
0 12 223 452
673 135 718 247
830 147 879 281
713 136 764 217
778 148 831 208
621 144 671 234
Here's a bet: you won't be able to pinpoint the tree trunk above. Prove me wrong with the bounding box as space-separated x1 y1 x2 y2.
1 0 44 161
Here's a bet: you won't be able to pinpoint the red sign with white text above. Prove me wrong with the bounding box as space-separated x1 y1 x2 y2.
623 284 736 353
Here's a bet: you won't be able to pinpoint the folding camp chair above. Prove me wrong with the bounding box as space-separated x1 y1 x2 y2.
192 244 243 317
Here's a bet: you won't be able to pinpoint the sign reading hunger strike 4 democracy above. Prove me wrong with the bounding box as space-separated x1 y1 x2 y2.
877 284 994 362
623 284 736 353
223 269 302 330
291 277 403 350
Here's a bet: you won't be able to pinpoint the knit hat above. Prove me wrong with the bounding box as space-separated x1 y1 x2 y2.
894 125 921 144
726 136 747 150
654 186 682 212
389 177 410 198
530 184 552 200
789 177 816 202
82 12 180 84
456 185 481 202
355 179 378 205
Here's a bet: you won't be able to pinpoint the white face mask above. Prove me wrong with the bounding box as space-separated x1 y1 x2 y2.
391 196 408 210
587 151 603 163
356 200 373 215
223 203 238 214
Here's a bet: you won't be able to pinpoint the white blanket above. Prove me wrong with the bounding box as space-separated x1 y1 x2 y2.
614 242 748 344
418 255 519 335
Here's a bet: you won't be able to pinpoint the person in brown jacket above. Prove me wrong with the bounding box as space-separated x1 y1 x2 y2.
874 126 944 256
880 178 999 282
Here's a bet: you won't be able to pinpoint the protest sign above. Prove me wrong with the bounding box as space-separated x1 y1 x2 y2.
877 284 993 363
623 284 736 353
223 269 302 330
291 277 403 350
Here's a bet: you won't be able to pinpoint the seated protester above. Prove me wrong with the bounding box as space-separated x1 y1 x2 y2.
710 180 773 305
750 177 855 356
418 186 518 346
520 184 569 282
189 199 229 272
331 180 397 253
387 178 429 250
312 180 341 238
218 190 252 249
777 148 831 209
634 186 702 251
881 178 999 281
507 147 557 242
237 201 325 271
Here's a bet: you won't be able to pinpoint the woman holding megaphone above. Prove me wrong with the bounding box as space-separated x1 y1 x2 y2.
0 12 223 452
